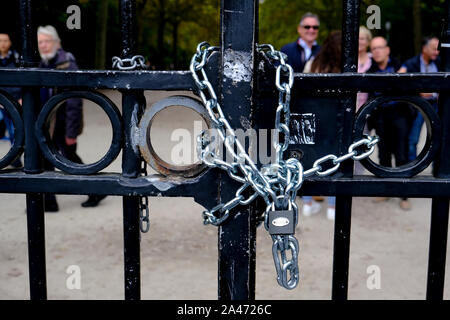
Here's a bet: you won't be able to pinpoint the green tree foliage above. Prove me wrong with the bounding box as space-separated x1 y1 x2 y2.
1 0 447 70
259 0 446 63
135 0 219 69
421 0 447 36
259 0 380 49
259 0 344 49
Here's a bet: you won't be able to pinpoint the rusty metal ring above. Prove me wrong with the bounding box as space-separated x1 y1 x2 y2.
137 95 212 178
0 90 24 169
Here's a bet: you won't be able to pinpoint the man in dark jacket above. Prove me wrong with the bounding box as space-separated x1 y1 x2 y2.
281 12 321 73
398 36 440 161
368 37 415 210
0 32 22 168
38 25 106 211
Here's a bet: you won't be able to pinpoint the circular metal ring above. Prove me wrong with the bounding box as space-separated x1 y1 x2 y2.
137 95 212 178
35 90 122 175
354 95 441 178
0 90 24 169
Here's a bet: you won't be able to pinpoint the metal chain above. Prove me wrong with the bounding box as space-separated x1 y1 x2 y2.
139 160 150 233
113 53 150 233
258 44 294 165
190 41 379 290
191 43 276 225
271 234 299 289
112 55 147 70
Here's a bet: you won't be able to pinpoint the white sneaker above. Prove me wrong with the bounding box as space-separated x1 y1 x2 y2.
327 207 335 220
303 200 321 216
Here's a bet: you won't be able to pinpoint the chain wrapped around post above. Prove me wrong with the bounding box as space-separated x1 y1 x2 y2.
139 160 150 233
112 54 150 234
190 41 379 290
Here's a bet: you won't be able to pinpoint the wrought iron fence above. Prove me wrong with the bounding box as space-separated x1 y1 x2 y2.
0 0 448 300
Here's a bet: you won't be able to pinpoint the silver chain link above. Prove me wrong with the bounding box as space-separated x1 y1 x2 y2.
112 55 147 70
113 53 150 233
139 160 150 233
190 41 379 290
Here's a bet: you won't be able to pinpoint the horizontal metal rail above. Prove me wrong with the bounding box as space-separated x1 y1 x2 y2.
0 171 449 198
2 69 450 91
2 0 448 302
0 69 194 90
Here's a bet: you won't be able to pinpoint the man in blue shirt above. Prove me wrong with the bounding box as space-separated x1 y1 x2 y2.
398 36 441 161
281 12 321 73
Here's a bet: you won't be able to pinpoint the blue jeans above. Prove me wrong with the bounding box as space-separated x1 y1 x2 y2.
303 196 336 207
408 100 437 161
0 108 15 144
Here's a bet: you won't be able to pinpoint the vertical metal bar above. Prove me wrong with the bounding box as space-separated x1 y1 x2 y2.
426 4 450 300
19 0 40 69
340 0 360 168
435 0 450 180
331 196 352 300
218 0 258 300
122 196 141 301
21 0 41 174
20 0 47 300
121 92 142 301
426 199 449 300
332 0 360 301
119 0 141 301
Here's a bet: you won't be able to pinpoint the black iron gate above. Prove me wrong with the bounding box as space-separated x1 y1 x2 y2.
0 0 449 300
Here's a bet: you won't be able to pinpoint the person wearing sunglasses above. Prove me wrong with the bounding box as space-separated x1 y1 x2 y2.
281 12 321 73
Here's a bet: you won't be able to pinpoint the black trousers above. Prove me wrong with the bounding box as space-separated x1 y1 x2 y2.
44 135 83 204
374 105 413 201
375 110 410 168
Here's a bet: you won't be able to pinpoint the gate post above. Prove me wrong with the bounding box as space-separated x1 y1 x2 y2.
217 0 258 300
426 4 450 300
332 0 360 301
20 0 48 300
119 0 142 301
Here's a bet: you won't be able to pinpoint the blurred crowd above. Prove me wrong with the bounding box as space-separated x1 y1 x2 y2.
0 16 441 216
281 13 440 216
0 26 106 212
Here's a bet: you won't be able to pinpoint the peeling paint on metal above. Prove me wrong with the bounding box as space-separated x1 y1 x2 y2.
145 176 174 191
223 49 252 83
239 116 252 130
258 60 265 71
130 105 140 155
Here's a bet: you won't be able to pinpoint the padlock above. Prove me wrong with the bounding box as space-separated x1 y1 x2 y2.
268 209 295 235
